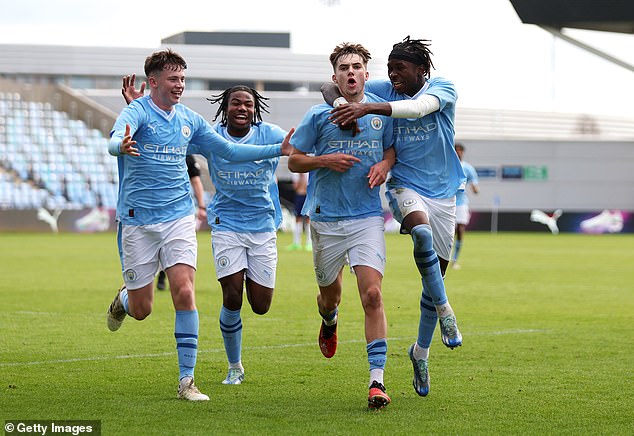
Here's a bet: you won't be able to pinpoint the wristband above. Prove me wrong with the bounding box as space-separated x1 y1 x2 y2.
333 97 348 108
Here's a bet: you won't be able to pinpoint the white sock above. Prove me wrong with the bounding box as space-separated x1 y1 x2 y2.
369 368 384 387
179 375 193 387
305 223 311 243
229 361 244 371
413 343 429 361
293 222 301 244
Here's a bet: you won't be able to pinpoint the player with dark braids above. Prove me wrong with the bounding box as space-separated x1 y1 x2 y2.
121 80 289 386
208 85 270 127
322 36 466 398
202 85 289 386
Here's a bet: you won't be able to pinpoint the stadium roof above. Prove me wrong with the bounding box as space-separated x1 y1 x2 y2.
509 0 634 73
509 0 634 34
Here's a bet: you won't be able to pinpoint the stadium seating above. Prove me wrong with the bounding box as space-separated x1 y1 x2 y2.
0 92 118 210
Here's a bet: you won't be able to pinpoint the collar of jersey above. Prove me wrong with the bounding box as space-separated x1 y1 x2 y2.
410 81 430 100
218 125 254 144
148 97 177 122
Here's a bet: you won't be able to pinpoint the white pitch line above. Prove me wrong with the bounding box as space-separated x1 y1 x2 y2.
0 329 548 368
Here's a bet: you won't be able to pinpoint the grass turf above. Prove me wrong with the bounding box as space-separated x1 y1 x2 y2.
1 231 632 435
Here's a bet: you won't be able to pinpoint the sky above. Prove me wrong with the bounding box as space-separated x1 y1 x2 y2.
1 0 633 117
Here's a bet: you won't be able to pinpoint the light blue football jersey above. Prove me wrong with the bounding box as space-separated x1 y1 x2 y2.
109 96 282 225
365 77 466 198
456 160 478 206
201 122 286 232
291 93 394 222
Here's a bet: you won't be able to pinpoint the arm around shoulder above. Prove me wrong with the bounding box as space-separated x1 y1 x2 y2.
389 94 440 118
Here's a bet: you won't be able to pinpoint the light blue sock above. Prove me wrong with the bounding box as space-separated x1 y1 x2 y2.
367 338 387 370
417 287 438 348
411 224 448 306
175 310 199 380
120 287 129 314
219 306 242 365
452 239 462 262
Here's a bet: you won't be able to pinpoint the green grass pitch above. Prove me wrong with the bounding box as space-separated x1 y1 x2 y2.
1 231 632 435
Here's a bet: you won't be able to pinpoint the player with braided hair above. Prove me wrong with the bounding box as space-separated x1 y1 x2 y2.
208 85 270 126
322 36 466 398
203 85 288 386
120 79 289 387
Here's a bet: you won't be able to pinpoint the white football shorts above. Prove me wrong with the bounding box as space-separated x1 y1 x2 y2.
385 187 456 261
309 216 386 287
119 214 197 290
211 230 277 288
455 204 471 225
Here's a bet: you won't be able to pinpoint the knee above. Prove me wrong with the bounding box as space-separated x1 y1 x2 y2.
129 303 152 320
173 285 195 309
317 292 341 311
362 286 384 312
411 224 433 250
250 300 271 316
223 288 243 311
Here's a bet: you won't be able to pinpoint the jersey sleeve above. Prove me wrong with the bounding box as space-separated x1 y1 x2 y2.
108 102 144 156
365 79 394 100
188 117 282 161
424 77 457 112
289 107 320 154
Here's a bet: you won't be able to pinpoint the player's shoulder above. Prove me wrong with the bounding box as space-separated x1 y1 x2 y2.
311 103 333 114
427 76 455 90
299 104 332 123
364 92 387 103
126 95 150 113
463 160 477 173
257 121 287 135
175 102 202 118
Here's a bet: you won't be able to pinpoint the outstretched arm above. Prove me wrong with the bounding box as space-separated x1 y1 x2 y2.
288 148 361 174
324 81 441 125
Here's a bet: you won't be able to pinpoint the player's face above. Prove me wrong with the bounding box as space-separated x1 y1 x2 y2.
150 65 185 110
332 53 368 100
455 147 464 160
387 59 425 97
226 90 255 132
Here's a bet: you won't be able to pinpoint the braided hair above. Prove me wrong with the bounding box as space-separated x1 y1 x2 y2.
207 85 270 126
389 36 435 78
